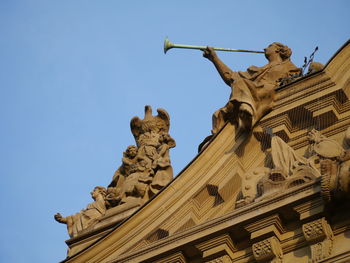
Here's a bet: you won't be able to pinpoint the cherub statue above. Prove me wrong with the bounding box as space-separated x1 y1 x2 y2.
150 133 176 195
106 145 138 207
54 186 107 238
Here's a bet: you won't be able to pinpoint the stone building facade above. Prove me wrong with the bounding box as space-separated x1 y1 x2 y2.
57 40 350 262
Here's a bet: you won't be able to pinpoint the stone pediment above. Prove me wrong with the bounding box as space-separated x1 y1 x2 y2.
63 40 350 263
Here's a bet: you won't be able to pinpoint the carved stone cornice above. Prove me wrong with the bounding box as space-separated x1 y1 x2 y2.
153 251 187 263
244 214 285 241
293 197 324 220
195 234 237 260
204 255 231 263
106 183 318 263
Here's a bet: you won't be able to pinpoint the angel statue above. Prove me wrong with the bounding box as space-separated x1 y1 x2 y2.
203 42 301 133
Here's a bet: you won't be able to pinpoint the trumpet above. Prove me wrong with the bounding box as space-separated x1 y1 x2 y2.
164 37 264 54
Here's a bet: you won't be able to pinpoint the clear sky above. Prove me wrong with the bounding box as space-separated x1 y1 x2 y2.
0 1 349 262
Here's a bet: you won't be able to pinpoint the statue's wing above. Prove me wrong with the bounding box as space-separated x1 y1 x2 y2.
156 108 170 133
130 116 142 140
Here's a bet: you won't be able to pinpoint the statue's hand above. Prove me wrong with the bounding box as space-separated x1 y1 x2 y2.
203 46 217 61
54 213 65 223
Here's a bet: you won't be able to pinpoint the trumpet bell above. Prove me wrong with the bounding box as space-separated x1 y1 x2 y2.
164 37 174 54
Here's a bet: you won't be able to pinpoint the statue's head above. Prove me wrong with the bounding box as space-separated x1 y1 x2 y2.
265 42 292 61
125 145 138 158
91 186 107 200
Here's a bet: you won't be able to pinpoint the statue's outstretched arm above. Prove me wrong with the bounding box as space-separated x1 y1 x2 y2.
54 213 68 224
203 47 234 86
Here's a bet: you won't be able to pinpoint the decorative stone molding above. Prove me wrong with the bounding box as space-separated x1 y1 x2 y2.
246 216 284 263
196 234 237 261
244 214 285 241
252 236 283 263
302 217 334 262
154 251 187 263
293 197 324 220
205 255 231 263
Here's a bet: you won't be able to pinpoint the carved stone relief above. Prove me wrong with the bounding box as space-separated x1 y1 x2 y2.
236 135 319 207
55 106 175 238
252 236 283 263
302 217 334 262
236 127 350 208
308 128 350 202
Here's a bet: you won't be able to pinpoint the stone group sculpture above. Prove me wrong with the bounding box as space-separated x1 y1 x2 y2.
55 106 175 238
107 105 176 206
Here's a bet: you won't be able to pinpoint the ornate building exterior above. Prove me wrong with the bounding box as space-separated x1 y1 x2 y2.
56 40 350 262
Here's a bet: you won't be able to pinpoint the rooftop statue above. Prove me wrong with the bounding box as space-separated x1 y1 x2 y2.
55 106 175 238
54 186 107 238
203 43 301 133
107 106 175 206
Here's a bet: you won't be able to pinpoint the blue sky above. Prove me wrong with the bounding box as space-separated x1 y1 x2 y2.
0 1 349 262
